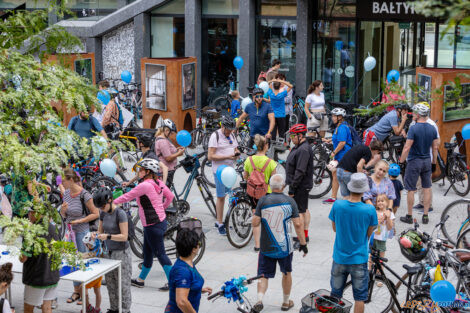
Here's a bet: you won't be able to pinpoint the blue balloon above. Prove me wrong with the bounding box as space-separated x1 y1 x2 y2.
430 280 456 305
121 70 132 84
216 165 228 183
387 70 400 83
335 40 343 51
176 130 192 147
97 90 110 105
462 124 470 140
233 56 244 70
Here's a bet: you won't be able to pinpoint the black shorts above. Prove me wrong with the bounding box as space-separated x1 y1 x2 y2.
257 253 293 278
293 188 310 213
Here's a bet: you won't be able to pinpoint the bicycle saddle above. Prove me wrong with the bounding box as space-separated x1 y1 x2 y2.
402 264 422 275
165 206 177 214
444 142 458 150
308 126 320 132
456 252 470 263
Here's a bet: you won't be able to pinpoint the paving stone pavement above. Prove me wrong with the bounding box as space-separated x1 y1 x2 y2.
6 168 464 313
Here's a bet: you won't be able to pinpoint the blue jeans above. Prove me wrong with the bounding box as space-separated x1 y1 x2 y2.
330 261 368 301
73 231 88 287
336 168 352 197
143 220 172 269
213 173 231 198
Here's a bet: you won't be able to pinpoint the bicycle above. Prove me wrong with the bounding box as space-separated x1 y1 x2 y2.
188 108 222 156
225 180 254 249
208 274 264 313
292 95 308 126
306 126 333 199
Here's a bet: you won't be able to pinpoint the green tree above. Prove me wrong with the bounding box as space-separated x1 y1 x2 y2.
413 0 470 26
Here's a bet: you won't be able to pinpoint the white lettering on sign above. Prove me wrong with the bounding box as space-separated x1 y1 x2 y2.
371 1 416 15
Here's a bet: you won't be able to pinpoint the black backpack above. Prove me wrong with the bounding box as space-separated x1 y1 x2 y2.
115 207 135 241
80 190 99 232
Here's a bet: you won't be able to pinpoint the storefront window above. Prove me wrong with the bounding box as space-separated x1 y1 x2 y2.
64 0 119 19
312 20 355 103
317 0 355 18
424 23 436 67
202 18 238 105
456 25 470 68
150 17 185 58
203 0 239 15
358 21 382 105
1 0 24 9
152 0 184 14
437 24 454 68
257 0 296 17
257 18 297 84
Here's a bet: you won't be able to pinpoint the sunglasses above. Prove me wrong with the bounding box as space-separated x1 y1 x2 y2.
226 136 233 144
254 95 263 99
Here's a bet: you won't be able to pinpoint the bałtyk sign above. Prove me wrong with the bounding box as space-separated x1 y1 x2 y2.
357 0 427 21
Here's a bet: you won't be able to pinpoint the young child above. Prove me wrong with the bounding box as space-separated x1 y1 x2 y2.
388 164 404 214
80 233 103 313
373 194 395 258
230 90 241 118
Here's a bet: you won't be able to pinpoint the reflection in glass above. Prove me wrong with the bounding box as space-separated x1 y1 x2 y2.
145 64 167 111
437 24 455 68
317 0 356 18
424 23 435 67
1 0 25 8
358 21 382 105
257 18 297 84
203 0 239 15
151 17 185 58
202 18 238 105
312 20 355 103
152 0 185 14
258 0 296 17
62 0 119 20
456 25 470 69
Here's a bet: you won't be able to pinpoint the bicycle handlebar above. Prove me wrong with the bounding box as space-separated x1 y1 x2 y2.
207 290 224 301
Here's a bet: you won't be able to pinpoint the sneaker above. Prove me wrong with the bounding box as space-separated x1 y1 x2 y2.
400 215 413 224
422 215 429 224
254 247 260 252
86 304 95 313
131 278 145 288
413 204 424 210
159 283 170 291
218 223 227 236
322 198 336 204
254 302 264 312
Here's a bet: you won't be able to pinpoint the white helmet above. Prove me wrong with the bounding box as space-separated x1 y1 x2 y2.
162 119 177 132
412 103 430 116
83 232 95 247
137 158 160 174
331 108 347 117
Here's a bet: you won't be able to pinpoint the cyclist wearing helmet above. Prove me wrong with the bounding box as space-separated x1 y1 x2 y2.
399 103 438 225
113 158 174 290
235 88 275 146
323 108 352 204
123 132 169 187
362 103 410 146
93 187 132 313
408 102 440 213
154 119 184 186
208 115 239 236
286 124 314 247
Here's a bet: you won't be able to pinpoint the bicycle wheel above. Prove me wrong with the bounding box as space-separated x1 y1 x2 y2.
111 150 139 181
289 113 298 128
342 277 394 313
275 161 287 178
450 159 470 196
187 129 204 155
129 215 144 259
211 96 231 112
441 199 470 246
89 176 120 191
197 178 217 217
456 225 470 249
201 157 216 188
225 200 253 249
164 226 205 265
309 166 332 199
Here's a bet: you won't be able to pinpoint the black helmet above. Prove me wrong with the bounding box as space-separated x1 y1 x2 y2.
221 115 236 130
136 132 154 147
253 88 264 96
93 186 112 208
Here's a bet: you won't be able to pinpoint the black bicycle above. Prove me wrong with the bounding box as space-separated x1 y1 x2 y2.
307 126 333 199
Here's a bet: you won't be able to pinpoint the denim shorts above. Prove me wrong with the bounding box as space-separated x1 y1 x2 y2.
336 168 352 197
404 158 432 191
330 261 369 301
214 173 231 198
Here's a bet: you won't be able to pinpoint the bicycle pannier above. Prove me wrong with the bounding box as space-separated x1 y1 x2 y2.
178 217 203 238
246 157 271 200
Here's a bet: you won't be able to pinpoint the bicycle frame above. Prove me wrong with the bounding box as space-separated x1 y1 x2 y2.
172 167 199 201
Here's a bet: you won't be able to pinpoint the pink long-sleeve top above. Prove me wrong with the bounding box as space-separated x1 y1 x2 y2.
114 178 174 227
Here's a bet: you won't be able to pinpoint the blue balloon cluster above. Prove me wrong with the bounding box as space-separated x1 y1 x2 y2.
462 124 470 140
121 70 132 84
97 90 110 105
387 70 400 83
176 130 192 147
233 56 244 70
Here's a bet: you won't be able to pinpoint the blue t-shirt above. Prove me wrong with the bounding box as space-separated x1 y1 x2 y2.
166 259 205 313
267 89 287 118
231 100 241 118
369 110 399 141
391 179 404 208
68 116 103 139
329 200 378 265
407 122 438 160
332 123 352 161
244 101 274 137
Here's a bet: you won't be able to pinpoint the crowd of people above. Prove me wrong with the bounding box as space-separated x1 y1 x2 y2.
6 63 445 313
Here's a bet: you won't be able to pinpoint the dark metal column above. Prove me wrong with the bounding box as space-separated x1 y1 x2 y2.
296 0 313 97
238 0 256 97
185 0 202 108
134 13 151 84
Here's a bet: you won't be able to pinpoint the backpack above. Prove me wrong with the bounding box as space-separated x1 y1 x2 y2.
246 156 271 199
115 207 135 241
343 122 362 147
0 297 4 313
80 191 99 232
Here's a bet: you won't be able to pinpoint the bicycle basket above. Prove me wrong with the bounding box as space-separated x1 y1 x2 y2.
180 156 196 173
301 289 352 313
398 229 428 263
178 217 203 238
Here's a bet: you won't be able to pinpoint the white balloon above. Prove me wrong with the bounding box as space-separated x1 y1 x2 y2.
220 167 237 188
364 55 377 72
259 81 269 94
241 97 252 111
100 158 117 178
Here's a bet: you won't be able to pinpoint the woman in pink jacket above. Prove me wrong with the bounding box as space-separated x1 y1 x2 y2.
114 158 174 290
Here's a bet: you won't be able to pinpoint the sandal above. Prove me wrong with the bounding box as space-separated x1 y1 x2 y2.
281 300 294 311
67 292 80 303
253 302 264 312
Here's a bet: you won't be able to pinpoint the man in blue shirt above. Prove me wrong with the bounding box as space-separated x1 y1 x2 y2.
329 173 377 313
399 103 438 225
68 109 108 140
363 104 409 146
267 79 293 141
252 174 307 312
235 88 275 146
